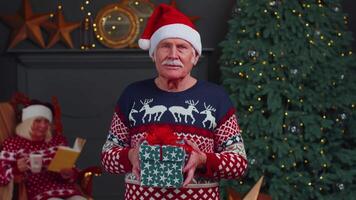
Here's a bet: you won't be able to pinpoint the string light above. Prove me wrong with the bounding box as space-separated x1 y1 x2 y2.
80 0 94 50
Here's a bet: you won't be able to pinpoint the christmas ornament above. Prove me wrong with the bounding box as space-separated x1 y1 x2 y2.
234 7 242 14
340 113 347 120
340 74 344 79
0 0 50 48
249 158 256 165
248 50 259 61
287 121 302 134
290 69 298 75
42 8 81 48
269 0 282 7
336 183 344 191
333 7 340 12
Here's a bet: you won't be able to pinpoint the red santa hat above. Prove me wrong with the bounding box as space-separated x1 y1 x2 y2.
138 3 201 57
22 104 53 122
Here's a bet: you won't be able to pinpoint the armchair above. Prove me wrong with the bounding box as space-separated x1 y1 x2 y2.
0 93 102 200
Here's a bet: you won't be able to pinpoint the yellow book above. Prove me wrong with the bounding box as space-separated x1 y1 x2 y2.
48 137 86 172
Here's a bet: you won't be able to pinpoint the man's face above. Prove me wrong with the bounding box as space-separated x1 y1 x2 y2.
153 38 199 80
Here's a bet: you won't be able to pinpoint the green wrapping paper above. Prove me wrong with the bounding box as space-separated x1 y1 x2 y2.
139 141 186 188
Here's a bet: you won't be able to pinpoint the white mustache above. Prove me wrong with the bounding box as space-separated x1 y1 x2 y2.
161 59 184 67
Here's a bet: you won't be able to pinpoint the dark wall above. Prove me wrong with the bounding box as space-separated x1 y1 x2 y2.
0 0 235 101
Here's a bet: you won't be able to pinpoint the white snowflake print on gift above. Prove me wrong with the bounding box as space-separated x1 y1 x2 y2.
200 103 217 129
139 99 167 123
168 100 199 124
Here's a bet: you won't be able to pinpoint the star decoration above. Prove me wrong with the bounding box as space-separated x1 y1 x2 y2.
169 0 200 24
42 8 81 48
0 0 50 48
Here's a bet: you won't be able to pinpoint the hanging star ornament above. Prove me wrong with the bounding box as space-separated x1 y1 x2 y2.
169 0 200 24
0 0 50 48
42 8 81 48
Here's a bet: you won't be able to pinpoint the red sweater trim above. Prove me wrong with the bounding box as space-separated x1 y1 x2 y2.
129 123 214 139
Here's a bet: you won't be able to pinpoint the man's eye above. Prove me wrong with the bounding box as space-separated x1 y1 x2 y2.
178 45 187 49
161 44 170 48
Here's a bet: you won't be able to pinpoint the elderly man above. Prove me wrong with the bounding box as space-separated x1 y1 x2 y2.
101 3 247 199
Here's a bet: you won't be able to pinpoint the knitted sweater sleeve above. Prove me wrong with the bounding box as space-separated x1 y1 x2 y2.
200 108 248 179
101 106 132 174
0 138 21 186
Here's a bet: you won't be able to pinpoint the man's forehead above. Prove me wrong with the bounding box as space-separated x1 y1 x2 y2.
159 38 193 46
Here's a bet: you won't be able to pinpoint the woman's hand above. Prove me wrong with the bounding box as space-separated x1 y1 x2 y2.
60 168 75 179
17 157 29 172
182 139 207 187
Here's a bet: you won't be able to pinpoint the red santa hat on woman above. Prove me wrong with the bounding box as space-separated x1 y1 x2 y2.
138 3 202 57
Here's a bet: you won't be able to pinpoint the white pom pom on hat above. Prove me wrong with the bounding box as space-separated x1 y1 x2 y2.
138 38 151 50
138 3 202 57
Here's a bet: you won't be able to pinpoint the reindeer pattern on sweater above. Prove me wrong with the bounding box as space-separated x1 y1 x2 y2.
101 79 248 200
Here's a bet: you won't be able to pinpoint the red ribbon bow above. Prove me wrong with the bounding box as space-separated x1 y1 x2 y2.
146 126 178 146
145 126 192 160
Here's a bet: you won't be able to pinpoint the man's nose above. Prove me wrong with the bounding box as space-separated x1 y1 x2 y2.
168 46 178 58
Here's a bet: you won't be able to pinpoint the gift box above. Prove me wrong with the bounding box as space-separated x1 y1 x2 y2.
139 141 186 188
139 126 190 188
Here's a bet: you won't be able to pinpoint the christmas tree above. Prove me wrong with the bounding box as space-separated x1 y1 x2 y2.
219 0 356 199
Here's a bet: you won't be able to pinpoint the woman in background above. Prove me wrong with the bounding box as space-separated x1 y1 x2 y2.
0 101 85 200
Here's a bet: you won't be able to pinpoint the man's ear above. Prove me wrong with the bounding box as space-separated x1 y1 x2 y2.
193 55 200 66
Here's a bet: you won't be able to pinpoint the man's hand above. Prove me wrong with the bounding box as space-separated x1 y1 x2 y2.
17 157 28 172
128 139 144 181
182 139 207 187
